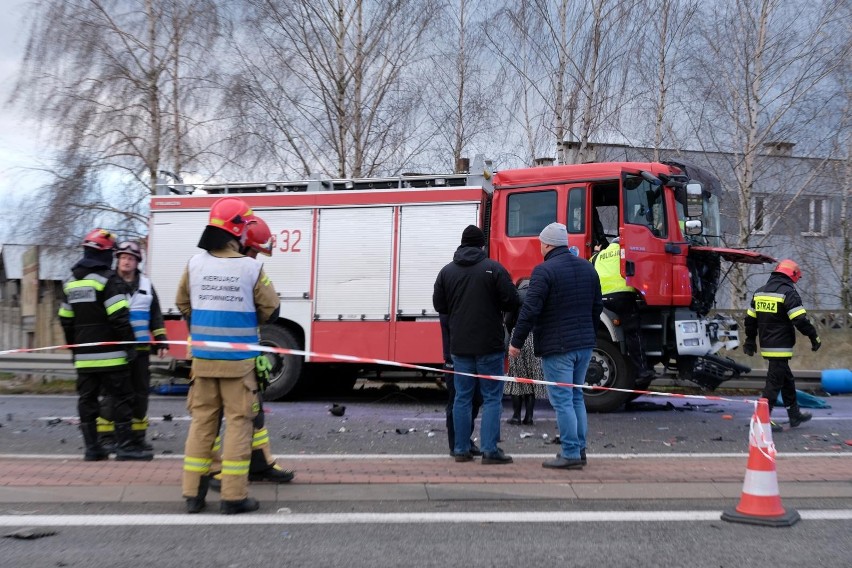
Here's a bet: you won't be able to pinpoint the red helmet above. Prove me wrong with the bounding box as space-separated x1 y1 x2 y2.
244 218 275 256
116 240 143 261
82 228 117 251
208 197 253 238
773 259 802 283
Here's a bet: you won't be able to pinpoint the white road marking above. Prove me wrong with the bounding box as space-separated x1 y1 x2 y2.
0 510 850 526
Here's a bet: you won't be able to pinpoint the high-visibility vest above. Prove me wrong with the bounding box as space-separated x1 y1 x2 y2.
591 242 635 295
187 253 261 360
129 275 154 342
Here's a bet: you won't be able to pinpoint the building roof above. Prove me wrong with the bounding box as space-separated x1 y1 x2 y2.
0 243 79 281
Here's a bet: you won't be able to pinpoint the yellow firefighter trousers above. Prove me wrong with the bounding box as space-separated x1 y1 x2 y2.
182 369 258 501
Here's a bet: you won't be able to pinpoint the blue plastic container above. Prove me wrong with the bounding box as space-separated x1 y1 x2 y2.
821 369 852 394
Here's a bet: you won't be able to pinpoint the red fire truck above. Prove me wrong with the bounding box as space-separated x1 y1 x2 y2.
148 158 774 412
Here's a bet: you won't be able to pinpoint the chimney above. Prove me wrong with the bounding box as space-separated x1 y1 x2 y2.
534 157 555 167
763 141 795 157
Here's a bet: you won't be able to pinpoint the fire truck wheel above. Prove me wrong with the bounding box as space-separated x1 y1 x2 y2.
258 324 303 401
583 338 632 413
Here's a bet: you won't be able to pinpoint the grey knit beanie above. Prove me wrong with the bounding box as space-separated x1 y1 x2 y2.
539 222 568 247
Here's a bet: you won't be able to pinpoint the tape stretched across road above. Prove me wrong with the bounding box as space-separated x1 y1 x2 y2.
0 338 762 405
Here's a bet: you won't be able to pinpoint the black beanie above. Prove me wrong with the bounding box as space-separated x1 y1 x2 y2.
460 225 486 248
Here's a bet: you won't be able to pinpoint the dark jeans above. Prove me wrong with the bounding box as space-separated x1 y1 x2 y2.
764 359 798 416
77 369 134 424
444 363 482 452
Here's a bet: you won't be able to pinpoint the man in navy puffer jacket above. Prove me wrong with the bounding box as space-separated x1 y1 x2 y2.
509 223 602 470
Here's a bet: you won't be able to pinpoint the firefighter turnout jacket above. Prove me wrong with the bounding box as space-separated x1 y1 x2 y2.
58 265 135 371
745 273 818 359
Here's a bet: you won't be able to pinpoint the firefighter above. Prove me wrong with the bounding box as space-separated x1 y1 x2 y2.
743 259 820 432
178 197 281 515
590 239 655 384
209 217 295 490
58 229 153 461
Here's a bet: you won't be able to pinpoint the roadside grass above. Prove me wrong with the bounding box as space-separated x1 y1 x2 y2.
0 373 77 394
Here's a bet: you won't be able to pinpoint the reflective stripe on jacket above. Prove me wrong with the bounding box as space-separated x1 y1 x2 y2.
187 252 261 360
58 266 134 371
129 275 154 342
744 273 818 359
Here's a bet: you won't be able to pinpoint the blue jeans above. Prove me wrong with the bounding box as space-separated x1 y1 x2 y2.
542 349 592 460
451 352 505 455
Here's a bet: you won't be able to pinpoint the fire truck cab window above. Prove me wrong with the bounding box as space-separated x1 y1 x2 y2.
623 175 666 237
567 188 585 234
507 190 557 237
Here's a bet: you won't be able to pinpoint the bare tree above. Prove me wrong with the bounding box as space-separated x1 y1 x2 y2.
10 0 226 241
686 0 844 301
228 0 439 179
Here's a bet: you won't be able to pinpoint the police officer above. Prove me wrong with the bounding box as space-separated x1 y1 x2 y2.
58 229 153 461
591 238 655 384
178 197 280 515
743 259 820 432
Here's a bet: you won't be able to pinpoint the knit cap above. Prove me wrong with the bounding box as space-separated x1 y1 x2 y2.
539 222 568 246
460 225 486 247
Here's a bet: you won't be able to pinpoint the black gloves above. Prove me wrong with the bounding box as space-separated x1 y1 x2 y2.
742 340 756 357
811 336 821 352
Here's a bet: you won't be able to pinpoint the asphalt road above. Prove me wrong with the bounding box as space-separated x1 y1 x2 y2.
1 389 851 568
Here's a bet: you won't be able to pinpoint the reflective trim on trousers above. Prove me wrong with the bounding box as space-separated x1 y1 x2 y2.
183 456 212 474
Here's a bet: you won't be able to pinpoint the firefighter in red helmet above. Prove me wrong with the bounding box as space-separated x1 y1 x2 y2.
743 259 821 432
177 198 281 514
208 216 296 491
58 229 153 461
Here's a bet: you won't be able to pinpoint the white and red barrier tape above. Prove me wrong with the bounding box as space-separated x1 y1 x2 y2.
1 339 773 459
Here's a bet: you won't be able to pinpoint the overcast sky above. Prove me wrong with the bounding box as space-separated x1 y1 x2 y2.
0 1 47 242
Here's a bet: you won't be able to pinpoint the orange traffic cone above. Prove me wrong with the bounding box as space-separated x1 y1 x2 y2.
721 398 800 526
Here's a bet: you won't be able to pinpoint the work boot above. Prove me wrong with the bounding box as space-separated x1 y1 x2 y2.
220 497 260 515
114 422 154 461
208 472 222 492
133 430 154 452
769 421 783 433
98 433 117 454
249 463 295 483
185 475 210 514
789 412 812 428
80 423 109 461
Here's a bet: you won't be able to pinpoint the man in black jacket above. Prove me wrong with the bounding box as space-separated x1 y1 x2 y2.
433 225 520 464
743 259 821 432
58 229 152 461
509 223 602 470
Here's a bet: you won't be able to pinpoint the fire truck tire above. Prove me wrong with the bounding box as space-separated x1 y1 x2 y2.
583 338 633 413
258 324 303 401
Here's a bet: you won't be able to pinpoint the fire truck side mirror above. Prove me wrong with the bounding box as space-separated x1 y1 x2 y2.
684 219 703 236
685 182 703 217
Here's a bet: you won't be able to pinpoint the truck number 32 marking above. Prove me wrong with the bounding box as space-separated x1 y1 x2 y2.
279 229 302 253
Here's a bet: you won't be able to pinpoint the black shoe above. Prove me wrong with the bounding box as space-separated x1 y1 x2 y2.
220 497 260 515
789 412 812 428
453 452 473 462
249 464 295 483
507 417 521 425
521 417 534 425
770 421 783 433
580 449 587 466
543 457 584 470
469 443 482 457
481 449 513 464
